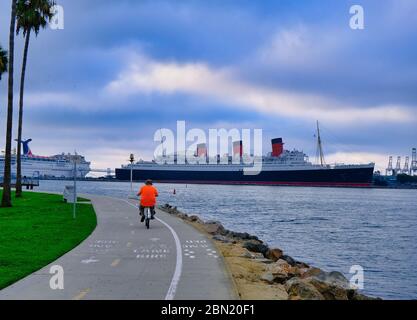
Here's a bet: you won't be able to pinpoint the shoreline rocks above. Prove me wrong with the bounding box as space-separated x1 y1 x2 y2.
159 203 381 301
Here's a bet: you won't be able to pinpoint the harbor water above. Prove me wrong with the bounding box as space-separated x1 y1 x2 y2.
37 180 417 299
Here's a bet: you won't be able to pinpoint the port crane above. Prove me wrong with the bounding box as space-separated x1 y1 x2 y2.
386 148 417 176
411 148 417 176
386 156 393 176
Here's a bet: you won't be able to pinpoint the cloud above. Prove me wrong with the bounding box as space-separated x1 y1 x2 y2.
258 24 342 68
106 54 416 125
24 92 93 109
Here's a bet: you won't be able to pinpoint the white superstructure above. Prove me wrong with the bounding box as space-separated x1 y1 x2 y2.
0 140 90 179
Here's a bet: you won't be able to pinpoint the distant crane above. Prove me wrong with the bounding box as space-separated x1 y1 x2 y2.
403 156 410 175
394 156 402 176
411 148 417 176
386 156 393 176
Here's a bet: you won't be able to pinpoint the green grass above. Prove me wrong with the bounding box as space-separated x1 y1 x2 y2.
77 197 91 202
0 190 97 289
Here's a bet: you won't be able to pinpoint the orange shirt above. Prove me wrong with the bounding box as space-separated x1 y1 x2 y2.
139 185 158 207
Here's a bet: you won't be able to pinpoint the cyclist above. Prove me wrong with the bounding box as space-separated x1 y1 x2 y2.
137 179 159 222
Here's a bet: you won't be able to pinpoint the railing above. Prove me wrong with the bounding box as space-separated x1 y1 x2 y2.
0 175 40 189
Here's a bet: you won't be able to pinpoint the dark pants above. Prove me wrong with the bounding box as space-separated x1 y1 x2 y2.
139 205 155 217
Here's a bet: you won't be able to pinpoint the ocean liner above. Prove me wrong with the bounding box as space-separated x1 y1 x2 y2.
0 139 91 179
116 126 375 188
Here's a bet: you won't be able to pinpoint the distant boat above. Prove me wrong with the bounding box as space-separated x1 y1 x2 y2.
115 124 375 188
0 139 91 179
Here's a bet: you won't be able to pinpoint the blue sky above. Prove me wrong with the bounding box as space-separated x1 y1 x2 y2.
0 0 416 171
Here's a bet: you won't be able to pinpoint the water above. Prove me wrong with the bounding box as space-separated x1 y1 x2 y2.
37 180 417 300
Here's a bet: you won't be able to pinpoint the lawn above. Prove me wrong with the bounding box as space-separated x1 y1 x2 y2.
0 190 97 289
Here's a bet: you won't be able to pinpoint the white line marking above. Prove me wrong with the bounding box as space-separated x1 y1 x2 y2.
122 199 183 301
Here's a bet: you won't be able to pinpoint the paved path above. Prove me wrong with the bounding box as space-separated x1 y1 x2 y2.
0 196 236 300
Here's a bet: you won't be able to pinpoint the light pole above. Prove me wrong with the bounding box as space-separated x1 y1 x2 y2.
129 154 135 195
72 152 80 219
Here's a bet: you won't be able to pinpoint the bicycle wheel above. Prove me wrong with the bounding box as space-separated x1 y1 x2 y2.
146 218 150 229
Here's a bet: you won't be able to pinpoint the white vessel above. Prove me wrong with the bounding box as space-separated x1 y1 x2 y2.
0 139 91 179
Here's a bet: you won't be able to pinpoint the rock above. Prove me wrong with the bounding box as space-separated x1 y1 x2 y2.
348 290 381 301
230 231 259 241
314 271 350 290
307 277 349 300
300 267 324 279
223 246 251 258
189 215 203 223
177 213 188 220
166 207 179 215
168 206 179 214
298 270 351 300
285 278 325 300
242 241 269 255
296 261 310 269
265 248 283 262
267 259 301 283
230 232 250 240
281 255 297 266
212 235 233 243
260 273 275 284
241 251 265 259
273 273 290 284
203 221 226 235
256 259 276 264
260 271 288 285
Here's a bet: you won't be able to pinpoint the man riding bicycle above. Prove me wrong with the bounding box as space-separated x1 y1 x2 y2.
137 179 159 223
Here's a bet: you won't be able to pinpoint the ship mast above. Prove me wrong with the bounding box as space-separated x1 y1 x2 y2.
316 121 326 167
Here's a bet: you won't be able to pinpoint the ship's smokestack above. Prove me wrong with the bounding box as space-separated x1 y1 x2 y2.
197 143 207 157
271 138 284 157
233 141 243 157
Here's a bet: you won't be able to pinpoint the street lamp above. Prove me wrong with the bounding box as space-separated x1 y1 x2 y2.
71 151 81 219
129 154 135 195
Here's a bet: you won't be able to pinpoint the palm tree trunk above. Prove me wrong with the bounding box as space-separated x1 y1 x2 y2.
1 0 17 208
15 29 31 198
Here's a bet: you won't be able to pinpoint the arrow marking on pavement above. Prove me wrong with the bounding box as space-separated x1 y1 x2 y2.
81 257 99 264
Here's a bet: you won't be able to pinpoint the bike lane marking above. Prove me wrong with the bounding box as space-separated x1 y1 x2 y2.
72 288 91 300
111 259 121 267
122 199 183 301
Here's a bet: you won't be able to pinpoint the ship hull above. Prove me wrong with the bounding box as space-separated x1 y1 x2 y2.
115 166 374 188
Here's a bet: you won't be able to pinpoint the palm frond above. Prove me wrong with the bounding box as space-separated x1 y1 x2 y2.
0 45 8 80
16 0 56 37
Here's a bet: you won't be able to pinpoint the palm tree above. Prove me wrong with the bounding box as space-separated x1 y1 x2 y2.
1 0 17 208
15 0 55 197
0 46 8 79
0 46 8 172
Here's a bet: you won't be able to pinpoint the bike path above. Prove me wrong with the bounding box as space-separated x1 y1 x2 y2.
0 196 236 300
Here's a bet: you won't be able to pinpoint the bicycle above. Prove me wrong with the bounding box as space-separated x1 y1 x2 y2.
143 207 152 229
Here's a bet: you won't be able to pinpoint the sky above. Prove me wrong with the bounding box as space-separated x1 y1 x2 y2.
0 0 416 173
